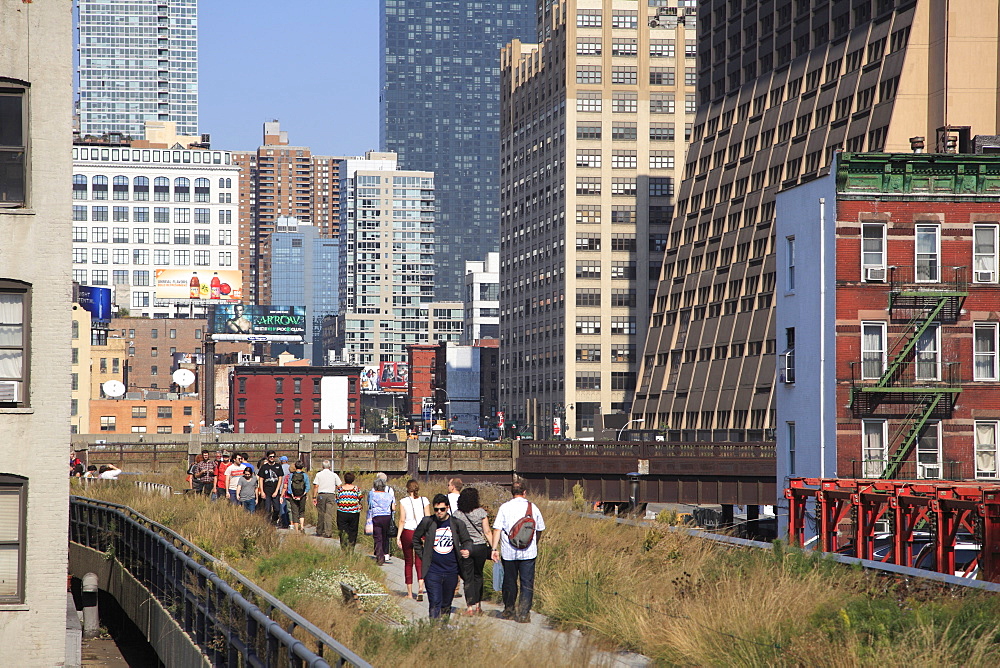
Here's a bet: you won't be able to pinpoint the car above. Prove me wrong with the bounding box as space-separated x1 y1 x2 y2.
913 542 980 578
834 532 933 566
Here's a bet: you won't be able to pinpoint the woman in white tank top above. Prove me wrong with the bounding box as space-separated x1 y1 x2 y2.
396 479 430 600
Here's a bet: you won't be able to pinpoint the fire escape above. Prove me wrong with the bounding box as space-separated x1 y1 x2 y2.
850 266 967 479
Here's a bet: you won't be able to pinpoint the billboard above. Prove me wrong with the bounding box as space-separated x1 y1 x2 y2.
210 305 307 337
360 366 379 393
154 269 243 302
78 285 112 321
378 361 408 391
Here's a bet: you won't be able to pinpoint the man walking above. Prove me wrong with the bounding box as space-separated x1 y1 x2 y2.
258 450 285 524
312 460 342 538
491 482 545 623
191 449 216 495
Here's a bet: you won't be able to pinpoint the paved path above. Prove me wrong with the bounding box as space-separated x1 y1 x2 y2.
293 527 650 667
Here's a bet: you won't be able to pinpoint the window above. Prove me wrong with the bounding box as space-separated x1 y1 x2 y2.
100 416 116 431
649 123 674 141
576 260 600 279
154 177 170 200
0 283 28 406
861 322 886 379
649 67 674 85
133 176 149 200
237 398 247 415
576 316 601 335
132 406 147 418
275 420 283 434
974 224 998 283
576 92 602 113
577 37 602 55
293 399 302 414
650 94 675 114
157 406 172 418
915 324 940 381
275 377 284 393
975 323 998 380
916 423 941 479
862 421 886 477
112 175 129 200
576 65 602 84
975 421 999 478
576 345 601 362
787 423 796 475
785 237 796 291
862 224 886 280
915 224 940 282
293 378 302 394
0 474 27 602
91 175 107 200
611 123 636 141
577 9 601 27
611 67 637 85
275 398 284 414
576 150 601 168
157 426 172 434
611 92 637 113
611 10 637 29
577 122 602 140
72 174 87 200
649 151 674 170
576 372 601 390
610 316 635 335
649 178 673 197
174 177 190 201
782 327 796 384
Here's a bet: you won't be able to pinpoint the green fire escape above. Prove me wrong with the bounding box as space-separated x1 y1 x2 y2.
850 267 966 479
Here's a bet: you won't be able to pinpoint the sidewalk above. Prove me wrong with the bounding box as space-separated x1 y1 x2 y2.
296 527 650 667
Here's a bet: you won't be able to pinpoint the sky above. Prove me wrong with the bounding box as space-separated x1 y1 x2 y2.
199 1 379 156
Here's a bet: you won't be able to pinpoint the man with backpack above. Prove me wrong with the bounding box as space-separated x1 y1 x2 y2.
283 461 311 532
491 482 545 623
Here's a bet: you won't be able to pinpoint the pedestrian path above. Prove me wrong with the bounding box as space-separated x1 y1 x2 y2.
293 527 650 667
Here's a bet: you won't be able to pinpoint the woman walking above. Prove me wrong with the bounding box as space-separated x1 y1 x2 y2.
336 472 363 551
395 479 430 600
367 477 394 565
453 487 494 615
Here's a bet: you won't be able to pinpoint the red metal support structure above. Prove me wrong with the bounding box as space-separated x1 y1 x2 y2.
787 478 1000 583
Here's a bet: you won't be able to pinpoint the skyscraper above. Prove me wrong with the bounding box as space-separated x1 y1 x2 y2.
499 0 697 438
379 0 536 300
77 0 198 138
635 0 1000 443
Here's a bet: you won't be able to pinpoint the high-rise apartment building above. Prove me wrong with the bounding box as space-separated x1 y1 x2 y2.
235 122 345 305
77 0 198 138
499 0 696 438
635 0 1000 442
268 218 340 365
462 253 500 343
380 0 536 300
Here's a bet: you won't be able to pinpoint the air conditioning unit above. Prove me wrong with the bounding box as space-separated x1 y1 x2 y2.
0 380 19 402
976 270 996 283
864 266 887 282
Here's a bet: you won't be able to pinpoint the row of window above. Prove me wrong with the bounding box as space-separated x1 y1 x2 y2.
234 376 330 394
72 175 227 202
73 147 231 166
73 206 233 224
226 418 329 434
72 250 231 267
856 223 1000 284
857 322 1000 381
575 149 675 170
577 121 689 142
574 316 636 335
575 66 695 89
576 38 689 59
73 227 231 244
574 177 674 197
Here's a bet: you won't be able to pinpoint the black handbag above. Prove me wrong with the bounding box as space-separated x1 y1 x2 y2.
388 514 399 538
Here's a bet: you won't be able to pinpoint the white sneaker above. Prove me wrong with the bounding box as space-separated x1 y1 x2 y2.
384 556 392 563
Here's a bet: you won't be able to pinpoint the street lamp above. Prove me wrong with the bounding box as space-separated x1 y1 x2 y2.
617 419 644 442
425 423 444 482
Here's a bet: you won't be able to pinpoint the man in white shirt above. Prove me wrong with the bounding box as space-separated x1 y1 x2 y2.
491 482 545 623
447 478 463 513
224 453 248 503
98 464 122 480
312 461 342 538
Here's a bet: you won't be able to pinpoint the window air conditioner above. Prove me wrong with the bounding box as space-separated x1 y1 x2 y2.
0 380 19 403
976 270 995 283
864 266 886 282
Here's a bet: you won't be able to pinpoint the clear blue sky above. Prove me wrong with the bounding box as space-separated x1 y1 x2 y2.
199 2 379 156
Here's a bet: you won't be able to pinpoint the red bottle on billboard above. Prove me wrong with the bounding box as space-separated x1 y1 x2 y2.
210 272 221 299
189 272 200 299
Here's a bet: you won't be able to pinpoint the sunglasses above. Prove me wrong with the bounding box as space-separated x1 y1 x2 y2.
434 506 448 512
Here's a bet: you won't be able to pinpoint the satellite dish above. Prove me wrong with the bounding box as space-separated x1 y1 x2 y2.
173 368 196 388
102 380 126 398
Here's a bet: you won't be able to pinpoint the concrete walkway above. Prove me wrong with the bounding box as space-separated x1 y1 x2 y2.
294 527 650 667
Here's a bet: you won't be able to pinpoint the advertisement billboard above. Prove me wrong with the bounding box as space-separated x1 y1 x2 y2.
77 285 112 321
210 305 307 337
360 366 379 393
154 269 243 302
378 361 408 391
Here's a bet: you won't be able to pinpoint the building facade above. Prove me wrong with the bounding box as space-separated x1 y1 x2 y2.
229 365 362 434
90 395 201 434
380 0 536 301
500 0 694 438
72 140 240 318
268 219 340 365
462 253 500 343
0 1 72 661
778 153 1000 506
77 0 198 137
635 0 1000 443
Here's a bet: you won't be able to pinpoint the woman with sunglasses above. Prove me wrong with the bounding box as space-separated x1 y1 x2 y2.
412 494 473 619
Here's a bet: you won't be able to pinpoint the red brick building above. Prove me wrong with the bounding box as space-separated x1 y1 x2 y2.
406 344 438 426
778 151 1000 489
229 365 362 434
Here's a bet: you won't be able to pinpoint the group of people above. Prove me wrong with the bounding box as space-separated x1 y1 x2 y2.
188 452 544 622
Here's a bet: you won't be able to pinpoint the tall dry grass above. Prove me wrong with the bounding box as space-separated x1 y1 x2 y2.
531 500 1000 666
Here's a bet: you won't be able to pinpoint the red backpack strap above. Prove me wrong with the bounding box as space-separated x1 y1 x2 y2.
525 502 533 518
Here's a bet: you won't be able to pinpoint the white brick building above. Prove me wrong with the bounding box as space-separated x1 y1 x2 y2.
0 1 73 664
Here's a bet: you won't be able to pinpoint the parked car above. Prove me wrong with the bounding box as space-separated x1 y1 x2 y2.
834 532 933 566
913 542 980 578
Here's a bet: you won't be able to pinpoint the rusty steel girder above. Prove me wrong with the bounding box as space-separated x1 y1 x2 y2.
786 478 1000 583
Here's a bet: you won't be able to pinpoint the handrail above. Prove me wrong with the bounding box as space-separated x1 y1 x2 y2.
69 496 370 668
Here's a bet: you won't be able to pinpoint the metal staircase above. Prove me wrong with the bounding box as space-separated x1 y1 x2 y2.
849 266 967 479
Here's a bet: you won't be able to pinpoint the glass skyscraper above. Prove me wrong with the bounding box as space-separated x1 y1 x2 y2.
379 0 535 300
269 219 340 365
77 0 198 138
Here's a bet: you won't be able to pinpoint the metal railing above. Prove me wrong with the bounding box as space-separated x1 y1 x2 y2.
888 264 968 292
69 496 369 668
850 459 964 480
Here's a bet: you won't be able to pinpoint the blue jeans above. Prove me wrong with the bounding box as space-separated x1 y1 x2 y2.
424 569 458 619
501 558 536 617
241 499 256 513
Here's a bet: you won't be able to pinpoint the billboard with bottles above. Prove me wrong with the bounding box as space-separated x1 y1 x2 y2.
154 269 243 302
